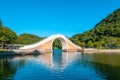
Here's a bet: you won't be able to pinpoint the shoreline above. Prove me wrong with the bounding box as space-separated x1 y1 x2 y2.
82 48 120 53
0 49 41 57
0 48 120 57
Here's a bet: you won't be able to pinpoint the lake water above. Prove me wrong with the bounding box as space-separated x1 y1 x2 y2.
0 50 120 80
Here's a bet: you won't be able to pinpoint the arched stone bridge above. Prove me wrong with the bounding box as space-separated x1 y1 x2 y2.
20 34 81 52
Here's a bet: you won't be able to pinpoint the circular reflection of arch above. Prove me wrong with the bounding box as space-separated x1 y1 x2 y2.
51 37 68 52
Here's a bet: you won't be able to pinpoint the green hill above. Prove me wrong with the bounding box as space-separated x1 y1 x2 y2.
70 8 120 48
16 33 43 45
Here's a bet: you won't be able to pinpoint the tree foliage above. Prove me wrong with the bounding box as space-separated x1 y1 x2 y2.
52 39 62 49
70 8 120 48
16 33 43 45
0 20 17 48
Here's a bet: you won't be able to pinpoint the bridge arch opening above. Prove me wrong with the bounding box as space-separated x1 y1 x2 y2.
51 37 68 52
52 39 62 49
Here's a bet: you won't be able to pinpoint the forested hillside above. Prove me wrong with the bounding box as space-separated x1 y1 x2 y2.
16 33 43 45
70 8 120 48
0 20 17 49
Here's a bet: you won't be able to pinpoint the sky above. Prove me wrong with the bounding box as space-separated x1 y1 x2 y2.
0 0 120 37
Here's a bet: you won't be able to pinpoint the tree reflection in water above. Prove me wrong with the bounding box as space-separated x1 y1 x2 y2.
0 56 26 80
0 57 16 80
80 53 120 80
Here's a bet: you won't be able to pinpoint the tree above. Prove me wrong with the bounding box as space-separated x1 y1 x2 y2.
93 42 102 48
79 42 86 48
0 20 17 49
52 39 62 49
87 40 93 48
0 20 2 39
0 20 2 27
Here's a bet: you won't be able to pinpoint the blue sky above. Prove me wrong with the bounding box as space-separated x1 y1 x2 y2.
0 0 120 37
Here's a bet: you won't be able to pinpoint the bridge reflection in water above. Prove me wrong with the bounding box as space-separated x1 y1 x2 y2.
0 50 81 80
35 50 80 69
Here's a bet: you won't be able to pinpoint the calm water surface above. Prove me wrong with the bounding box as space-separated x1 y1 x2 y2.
0 50 120 80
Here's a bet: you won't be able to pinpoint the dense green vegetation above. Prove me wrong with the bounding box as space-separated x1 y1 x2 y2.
0 20 17 49
52 39 62 49
16 33 43 45
70 8 120 48
0 20 43 49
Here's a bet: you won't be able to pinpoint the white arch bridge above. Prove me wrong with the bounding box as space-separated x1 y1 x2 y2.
20 34 81 52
